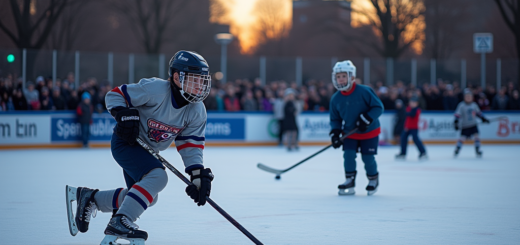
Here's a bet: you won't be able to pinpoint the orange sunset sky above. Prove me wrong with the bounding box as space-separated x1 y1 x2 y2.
212 0 423 54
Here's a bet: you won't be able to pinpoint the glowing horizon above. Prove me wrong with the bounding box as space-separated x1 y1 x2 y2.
212 0 424 55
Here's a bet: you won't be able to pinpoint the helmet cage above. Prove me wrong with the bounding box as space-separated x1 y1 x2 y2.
332 71 354 91
178 71 211 103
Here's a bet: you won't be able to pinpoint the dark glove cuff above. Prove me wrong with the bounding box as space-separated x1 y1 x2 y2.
115 108 140 123
186 166 214 181
185 164 204 174
329 128 343 136
110 106 126 118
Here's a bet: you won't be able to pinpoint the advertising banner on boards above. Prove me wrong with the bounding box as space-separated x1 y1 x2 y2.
0 115 50 145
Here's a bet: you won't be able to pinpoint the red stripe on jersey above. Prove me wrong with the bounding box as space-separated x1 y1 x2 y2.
177 143 205 151
111 87 128 106
132 185 153 204
347 127 381 140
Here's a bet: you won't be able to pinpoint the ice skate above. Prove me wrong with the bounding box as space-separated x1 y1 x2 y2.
418 152 428 161
476 148 482 158
395 153 406 160
454 147 460 158
66 185 99 236
338 172 356 196
102 214 147 245
366 173 379 196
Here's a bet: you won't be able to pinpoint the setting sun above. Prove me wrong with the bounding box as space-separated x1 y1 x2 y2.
212 0 292 54
211 0 424 55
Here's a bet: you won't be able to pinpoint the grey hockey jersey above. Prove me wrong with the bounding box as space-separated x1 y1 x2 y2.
454 101 482 129
106 77 206 170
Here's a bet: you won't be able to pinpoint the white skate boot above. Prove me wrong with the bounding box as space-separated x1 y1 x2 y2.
101 214 147 245
338 171 357 196
366 173 379 196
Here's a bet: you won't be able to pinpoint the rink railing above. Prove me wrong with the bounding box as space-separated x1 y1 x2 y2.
0 111 519 149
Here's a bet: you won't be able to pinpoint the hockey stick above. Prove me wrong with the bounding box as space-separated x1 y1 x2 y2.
136 138 263 245
477 116 507 124
257 128 358 178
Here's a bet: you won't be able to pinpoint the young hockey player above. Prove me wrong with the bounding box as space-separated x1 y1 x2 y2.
395 96 427 160
329 60 384 196
66 51 214 244
454 89 490 157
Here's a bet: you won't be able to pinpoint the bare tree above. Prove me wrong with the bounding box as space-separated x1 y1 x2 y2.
0 0 70 49
351 0 425 58
0 0 74 80
210 0 232 24
47 0 90 51
252 0 292 55
423 0 470 60
494 0 520 82
109 0 186 54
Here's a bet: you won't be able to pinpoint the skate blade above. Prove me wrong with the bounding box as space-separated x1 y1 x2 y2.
395 156 406 161
66 185 78 236
367 188 378 196
338 188 355 196
101 235 145 245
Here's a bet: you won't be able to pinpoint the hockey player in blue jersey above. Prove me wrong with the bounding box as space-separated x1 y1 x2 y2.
66 51 214 244
329 60 384 196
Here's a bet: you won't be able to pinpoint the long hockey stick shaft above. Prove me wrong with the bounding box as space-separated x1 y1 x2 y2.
488 116 507 122
477 116 507 124
136 138 263 245
279 127 359 174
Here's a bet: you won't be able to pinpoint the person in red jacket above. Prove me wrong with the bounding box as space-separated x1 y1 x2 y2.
396 96 427 160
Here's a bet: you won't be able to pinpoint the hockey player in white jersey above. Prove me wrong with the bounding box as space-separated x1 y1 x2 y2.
66 50 214 244
454 89 490 157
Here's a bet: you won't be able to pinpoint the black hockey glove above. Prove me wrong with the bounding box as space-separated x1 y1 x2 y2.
454 119 459 131
113 108 140 145
330 129 343 149
481 117 490 124
185 167 214 206
356 113 373 132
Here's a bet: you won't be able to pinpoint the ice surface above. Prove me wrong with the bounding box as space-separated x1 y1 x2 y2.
0 145 519 245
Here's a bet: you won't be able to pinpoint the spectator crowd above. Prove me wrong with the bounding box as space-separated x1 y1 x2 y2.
203 78 520 112
1 73 519 113
0 72 111 113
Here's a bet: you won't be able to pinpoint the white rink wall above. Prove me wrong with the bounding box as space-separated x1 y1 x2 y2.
0 111 519 148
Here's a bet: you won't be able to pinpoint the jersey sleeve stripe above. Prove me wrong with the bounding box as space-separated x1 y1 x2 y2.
176 142 205 151
176 135 205 141
132 184 154 204
120 84 134 108
110 87 129 107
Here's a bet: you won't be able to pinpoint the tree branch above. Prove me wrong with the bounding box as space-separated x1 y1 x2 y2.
0 18 18 43
495 0 516 33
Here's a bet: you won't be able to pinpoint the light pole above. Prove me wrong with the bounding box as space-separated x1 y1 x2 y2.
215 33 233 83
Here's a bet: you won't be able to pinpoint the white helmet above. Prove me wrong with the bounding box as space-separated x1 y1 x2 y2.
332 60 356 91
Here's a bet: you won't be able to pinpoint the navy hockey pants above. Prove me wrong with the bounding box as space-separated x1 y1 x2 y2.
342 136 378 176
111 133 165 189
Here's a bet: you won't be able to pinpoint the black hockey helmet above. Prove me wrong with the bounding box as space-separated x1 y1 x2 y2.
168 50 209 78
168 51 211 103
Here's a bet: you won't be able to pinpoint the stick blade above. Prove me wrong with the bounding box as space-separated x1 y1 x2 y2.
257 163 283 175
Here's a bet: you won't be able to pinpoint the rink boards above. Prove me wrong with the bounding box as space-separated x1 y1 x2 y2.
0 111 519 148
